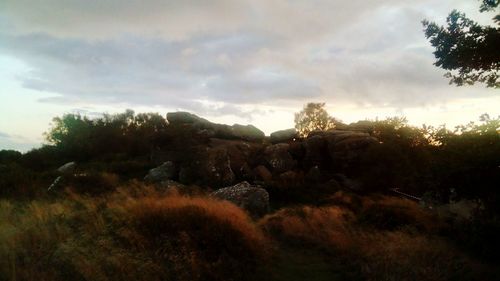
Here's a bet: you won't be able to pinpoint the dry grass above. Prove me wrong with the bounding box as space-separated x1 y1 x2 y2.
1 185 496 281
259 206 355 252
258 193 496 281
0 184 267 281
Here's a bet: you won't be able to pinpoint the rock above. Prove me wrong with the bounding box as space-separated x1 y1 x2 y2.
254 165 273 182
333 174 363 191
167 111 209 124
209 138 263 178
324 130 378 164
144 161 177 183
270 128 297 144
279 171 299 185
231 124 265 141
179 165 196 184
201 147 235 188
264 143 296 174
325 178 342 191
211 181 270 218
305 166 322 182
240 163 255 181
57 162 76 175
288 141 305 160
303 135 329 169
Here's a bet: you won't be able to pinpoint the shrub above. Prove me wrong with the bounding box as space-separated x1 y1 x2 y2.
124 196 267 281
63 172 120 195
259 206 355 252
357 196 442 232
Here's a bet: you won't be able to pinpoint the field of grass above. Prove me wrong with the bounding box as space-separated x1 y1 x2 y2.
0 183 498 281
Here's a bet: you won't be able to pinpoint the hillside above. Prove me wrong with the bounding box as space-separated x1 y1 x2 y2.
0 110 499 281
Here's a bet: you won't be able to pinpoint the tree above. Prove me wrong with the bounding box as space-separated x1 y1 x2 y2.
422 1 500 88
294 103 337 137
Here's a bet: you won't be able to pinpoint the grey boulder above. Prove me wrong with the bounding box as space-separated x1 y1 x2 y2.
211 181 270 218
144 161 177 183
270 128 297 144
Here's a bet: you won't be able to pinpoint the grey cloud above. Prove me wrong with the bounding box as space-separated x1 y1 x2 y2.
0 30 318 109
1 0 497 122
0 131 10 138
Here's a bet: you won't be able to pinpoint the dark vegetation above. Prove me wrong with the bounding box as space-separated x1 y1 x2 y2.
422 0 499 87
0 107 499 280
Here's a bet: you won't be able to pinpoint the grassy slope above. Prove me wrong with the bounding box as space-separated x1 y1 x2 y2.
0 184 498 281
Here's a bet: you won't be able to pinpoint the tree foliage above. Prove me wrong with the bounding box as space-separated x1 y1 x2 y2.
294 103 337 137
44 110 168 160
422 1 500 88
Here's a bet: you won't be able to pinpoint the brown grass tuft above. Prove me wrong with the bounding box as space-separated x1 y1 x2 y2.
0 184 267 281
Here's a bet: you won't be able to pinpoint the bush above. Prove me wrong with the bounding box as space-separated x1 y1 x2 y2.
259 206 354 251
357 196 442 232
63 172 120 195
125 196 268 281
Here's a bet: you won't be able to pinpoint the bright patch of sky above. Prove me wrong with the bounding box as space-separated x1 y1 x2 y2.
0 0 498 152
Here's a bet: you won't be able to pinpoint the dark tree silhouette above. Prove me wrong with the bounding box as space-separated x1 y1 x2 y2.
422 1 500 88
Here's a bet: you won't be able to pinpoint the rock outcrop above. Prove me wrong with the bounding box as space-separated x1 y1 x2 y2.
270 128 297 144
167 111 209 124
144 161 177 183
152 112 381 192
231 124 265 141
211 181 270 218
264 143 296 174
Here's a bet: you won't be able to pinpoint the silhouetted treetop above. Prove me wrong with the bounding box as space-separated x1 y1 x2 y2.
294 103 338 137
422 1 500 88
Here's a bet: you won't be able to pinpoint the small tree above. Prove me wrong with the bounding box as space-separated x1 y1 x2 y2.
294 103 336 137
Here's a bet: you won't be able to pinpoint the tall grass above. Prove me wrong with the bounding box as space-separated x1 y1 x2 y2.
1 185 497 281
0 184 267 281
259 193 496 281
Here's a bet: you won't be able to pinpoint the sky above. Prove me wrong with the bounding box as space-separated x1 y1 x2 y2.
1 0 499 151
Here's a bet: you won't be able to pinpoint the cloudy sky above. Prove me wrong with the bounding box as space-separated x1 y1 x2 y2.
1 0 499 151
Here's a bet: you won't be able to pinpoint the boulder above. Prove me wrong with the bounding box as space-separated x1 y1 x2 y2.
270 128 297 144
254 165 273 182
167 111 209 124
324 130 378 164
231 124 265 141
305 165 322 182
333 174 363 191
144 161 177 183
279 171 299 186
179 165 196 184
201 147 235 188
264 143 297 174
303 135 329 168
209 138 262 178
57 162 76 175
211 181 270 218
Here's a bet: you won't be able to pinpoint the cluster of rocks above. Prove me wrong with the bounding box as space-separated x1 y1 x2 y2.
146 112 380 188
49 112 380 217
141 112 382 216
